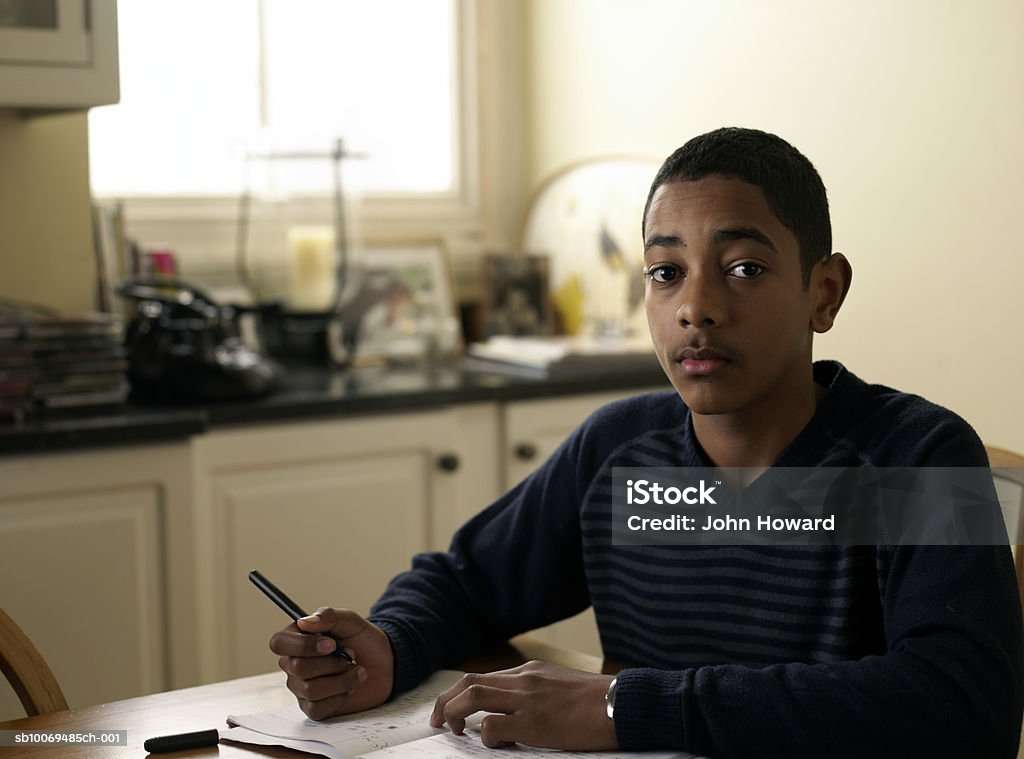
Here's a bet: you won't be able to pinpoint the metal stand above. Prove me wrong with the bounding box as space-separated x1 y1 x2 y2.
234 137 364 313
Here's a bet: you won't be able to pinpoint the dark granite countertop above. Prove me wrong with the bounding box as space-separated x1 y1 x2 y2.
0 361 670 457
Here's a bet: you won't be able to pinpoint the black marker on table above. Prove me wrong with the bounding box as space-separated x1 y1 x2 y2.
248 569 358 665
144 728 220 753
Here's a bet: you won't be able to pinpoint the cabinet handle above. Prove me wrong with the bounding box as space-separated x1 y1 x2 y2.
437 453 461 472
514 443 538 461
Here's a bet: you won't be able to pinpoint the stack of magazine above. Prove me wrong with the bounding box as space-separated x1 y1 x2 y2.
463 335 660 380
0 309 129 419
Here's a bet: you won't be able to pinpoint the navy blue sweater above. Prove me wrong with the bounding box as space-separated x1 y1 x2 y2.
369 361 1023 758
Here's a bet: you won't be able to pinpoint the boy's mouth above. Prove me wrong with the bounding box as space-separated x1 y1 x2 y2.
674 347 732 377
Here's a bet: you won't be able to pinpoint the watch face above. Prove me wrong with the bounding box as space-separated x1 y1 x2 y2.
605 677 617 719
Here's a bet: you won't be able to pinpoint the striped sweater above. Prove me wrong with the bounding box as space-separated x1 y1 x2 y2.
369 361 1023 758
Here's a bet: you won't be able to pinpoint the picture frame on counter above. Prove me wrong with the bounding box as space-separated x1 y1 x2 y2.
329 240 463 367
479 253 554 338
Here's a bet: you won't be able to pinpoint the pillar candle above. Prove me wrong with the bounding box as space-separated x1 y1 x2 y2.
286 226 336 312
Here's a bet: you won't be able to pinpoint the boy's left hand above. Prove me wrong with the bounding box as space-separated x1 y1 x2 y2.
429 661 618 751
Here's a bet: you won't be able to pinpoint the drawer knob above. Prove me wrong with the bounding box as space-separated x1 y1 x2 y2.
437 453 461 472
514 443 538 461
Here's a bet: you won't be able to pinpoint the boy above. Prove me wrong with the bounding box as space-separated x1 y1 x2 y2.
271 128 1023 757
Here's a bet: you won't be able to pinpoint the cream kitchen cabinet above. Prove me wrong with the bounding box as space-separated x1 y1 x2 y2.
0 442 193 720
189 404 502 682
0 0 119 109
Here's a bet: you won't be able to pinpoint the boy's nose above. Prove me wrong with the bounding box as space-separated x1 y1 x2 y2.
674 277 727 327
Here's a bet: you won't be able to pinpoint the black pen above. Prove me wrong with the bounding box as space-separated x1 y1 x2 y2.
249 569 358 665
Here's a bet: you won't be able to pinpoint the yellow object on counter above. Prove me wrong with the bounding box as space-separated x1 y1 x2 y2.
287 226 336 312
552 274 585 335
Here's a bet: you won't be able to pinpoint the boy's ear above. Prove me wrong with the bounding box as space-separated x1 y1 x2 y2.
810 252 852 334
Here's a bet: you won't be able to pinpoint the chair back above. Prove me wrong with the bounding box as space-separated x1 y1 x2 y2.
986 446 1024 613
0 608 68 716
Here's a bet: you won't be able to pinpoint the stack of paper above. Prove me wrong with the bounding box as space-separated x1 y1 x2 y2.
464 335 660 380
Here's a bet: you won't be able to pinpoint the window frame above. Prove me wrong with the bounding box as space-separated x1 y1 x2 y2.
97 0 482 266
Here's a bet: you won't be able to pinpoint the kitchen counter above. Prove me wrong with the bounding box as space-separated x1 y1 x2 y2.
0 360 670 456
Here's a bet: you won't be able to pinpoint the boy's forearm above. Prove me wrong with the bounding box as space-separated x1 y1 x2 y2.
615 650 1021 758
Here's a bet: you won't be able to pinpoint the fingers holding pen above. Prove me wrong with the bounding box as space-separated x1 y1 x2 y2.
270 622 353 662
285 667 370 721
280 644 360 681
269 607 395 720
274 625 363 705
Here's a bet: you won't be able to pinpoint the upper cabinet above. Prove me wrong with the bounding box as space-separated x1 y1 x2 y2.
0 0 119 110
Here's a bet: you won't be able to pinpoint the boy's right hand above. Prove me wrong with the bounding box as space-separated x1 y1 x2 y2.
270 607 394 720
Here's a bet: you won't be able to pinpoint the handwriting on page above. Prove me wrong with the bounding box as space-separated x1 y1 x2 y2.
228 670 464 758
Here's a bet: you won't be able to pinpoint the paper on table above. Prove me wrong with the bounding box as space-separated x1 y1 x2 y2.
361 729 702 759
222 725 350 759
226 670 464 759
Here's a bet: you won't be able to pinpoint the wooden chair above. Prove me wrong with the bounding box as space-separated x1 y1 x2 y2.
993 451 1024 759
0 608 68 716
986 446 1024 614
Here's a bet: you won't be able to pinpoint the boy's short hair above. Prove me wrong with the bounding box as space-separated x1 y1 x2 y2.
643 127 832 283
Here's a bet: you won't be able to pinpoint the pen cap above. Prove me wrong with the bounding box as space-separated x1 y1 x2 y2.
144 728 220 753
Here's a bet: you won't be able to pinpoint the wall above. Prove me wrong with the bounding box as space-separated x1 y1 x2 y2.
523 0 1024 451
0 110 96 312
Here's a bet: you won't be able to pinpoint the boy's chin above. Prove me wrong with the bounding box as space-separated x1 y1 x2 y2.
673 386 737 417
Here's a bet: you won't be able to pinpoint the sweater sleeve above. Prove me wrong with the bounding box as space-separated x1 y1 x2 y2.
367 419 595 696
613 426 1024 758
613 544 1022 758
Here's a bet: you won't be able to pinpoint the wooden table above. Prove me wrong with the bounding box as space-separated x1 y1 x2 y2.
0 637 613 757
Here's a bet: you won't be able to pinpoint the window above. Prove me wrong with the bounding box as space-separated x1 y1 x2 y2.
88 0 460 198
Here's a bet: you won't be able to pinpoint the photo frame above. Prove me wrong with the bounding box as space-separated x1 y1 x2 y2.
479 254 554 338
331 241 462 366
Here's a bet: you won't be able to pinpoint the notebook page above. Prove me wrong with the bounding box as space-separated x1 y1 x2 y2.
227 669 464 758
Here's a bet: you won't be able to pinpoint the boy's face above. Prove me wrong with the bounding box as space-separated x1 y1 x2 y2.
643 175 821 418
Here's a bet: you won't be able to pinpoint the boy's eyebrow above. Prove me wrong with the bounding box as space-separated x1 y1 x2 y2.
643 234 683 253
644 228 779 254
713 227 778 252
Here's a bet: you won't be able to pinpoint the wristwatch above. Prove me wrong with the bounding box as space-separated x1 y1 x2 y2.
605 677 618 720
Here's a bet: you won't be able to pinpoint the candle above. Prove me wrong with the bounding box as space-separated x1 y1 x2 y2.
286 226 336 312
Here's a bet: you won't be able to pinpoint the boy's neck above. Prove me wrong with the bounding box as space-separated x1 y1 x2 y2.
691 382 826 471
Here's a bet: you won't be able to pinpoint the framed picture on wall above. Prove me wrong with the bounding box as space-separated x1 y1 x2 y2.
479 254 554 338
329 241 462 366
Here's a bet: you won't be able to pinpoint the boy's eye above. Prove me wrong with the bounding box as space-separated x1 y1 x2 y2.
728 262 765 279
644 265 682 284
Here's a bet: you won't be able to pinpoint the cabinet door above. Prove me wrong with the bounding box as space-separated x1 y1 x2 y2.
502 388 662 656
0 444 190 719
0 0 88 65
191 406 500 682
0 0 118 109
503 390 658 488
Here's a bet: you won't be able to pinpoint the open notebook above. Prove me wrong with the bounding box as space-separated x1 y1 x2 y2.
224 670 700 759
